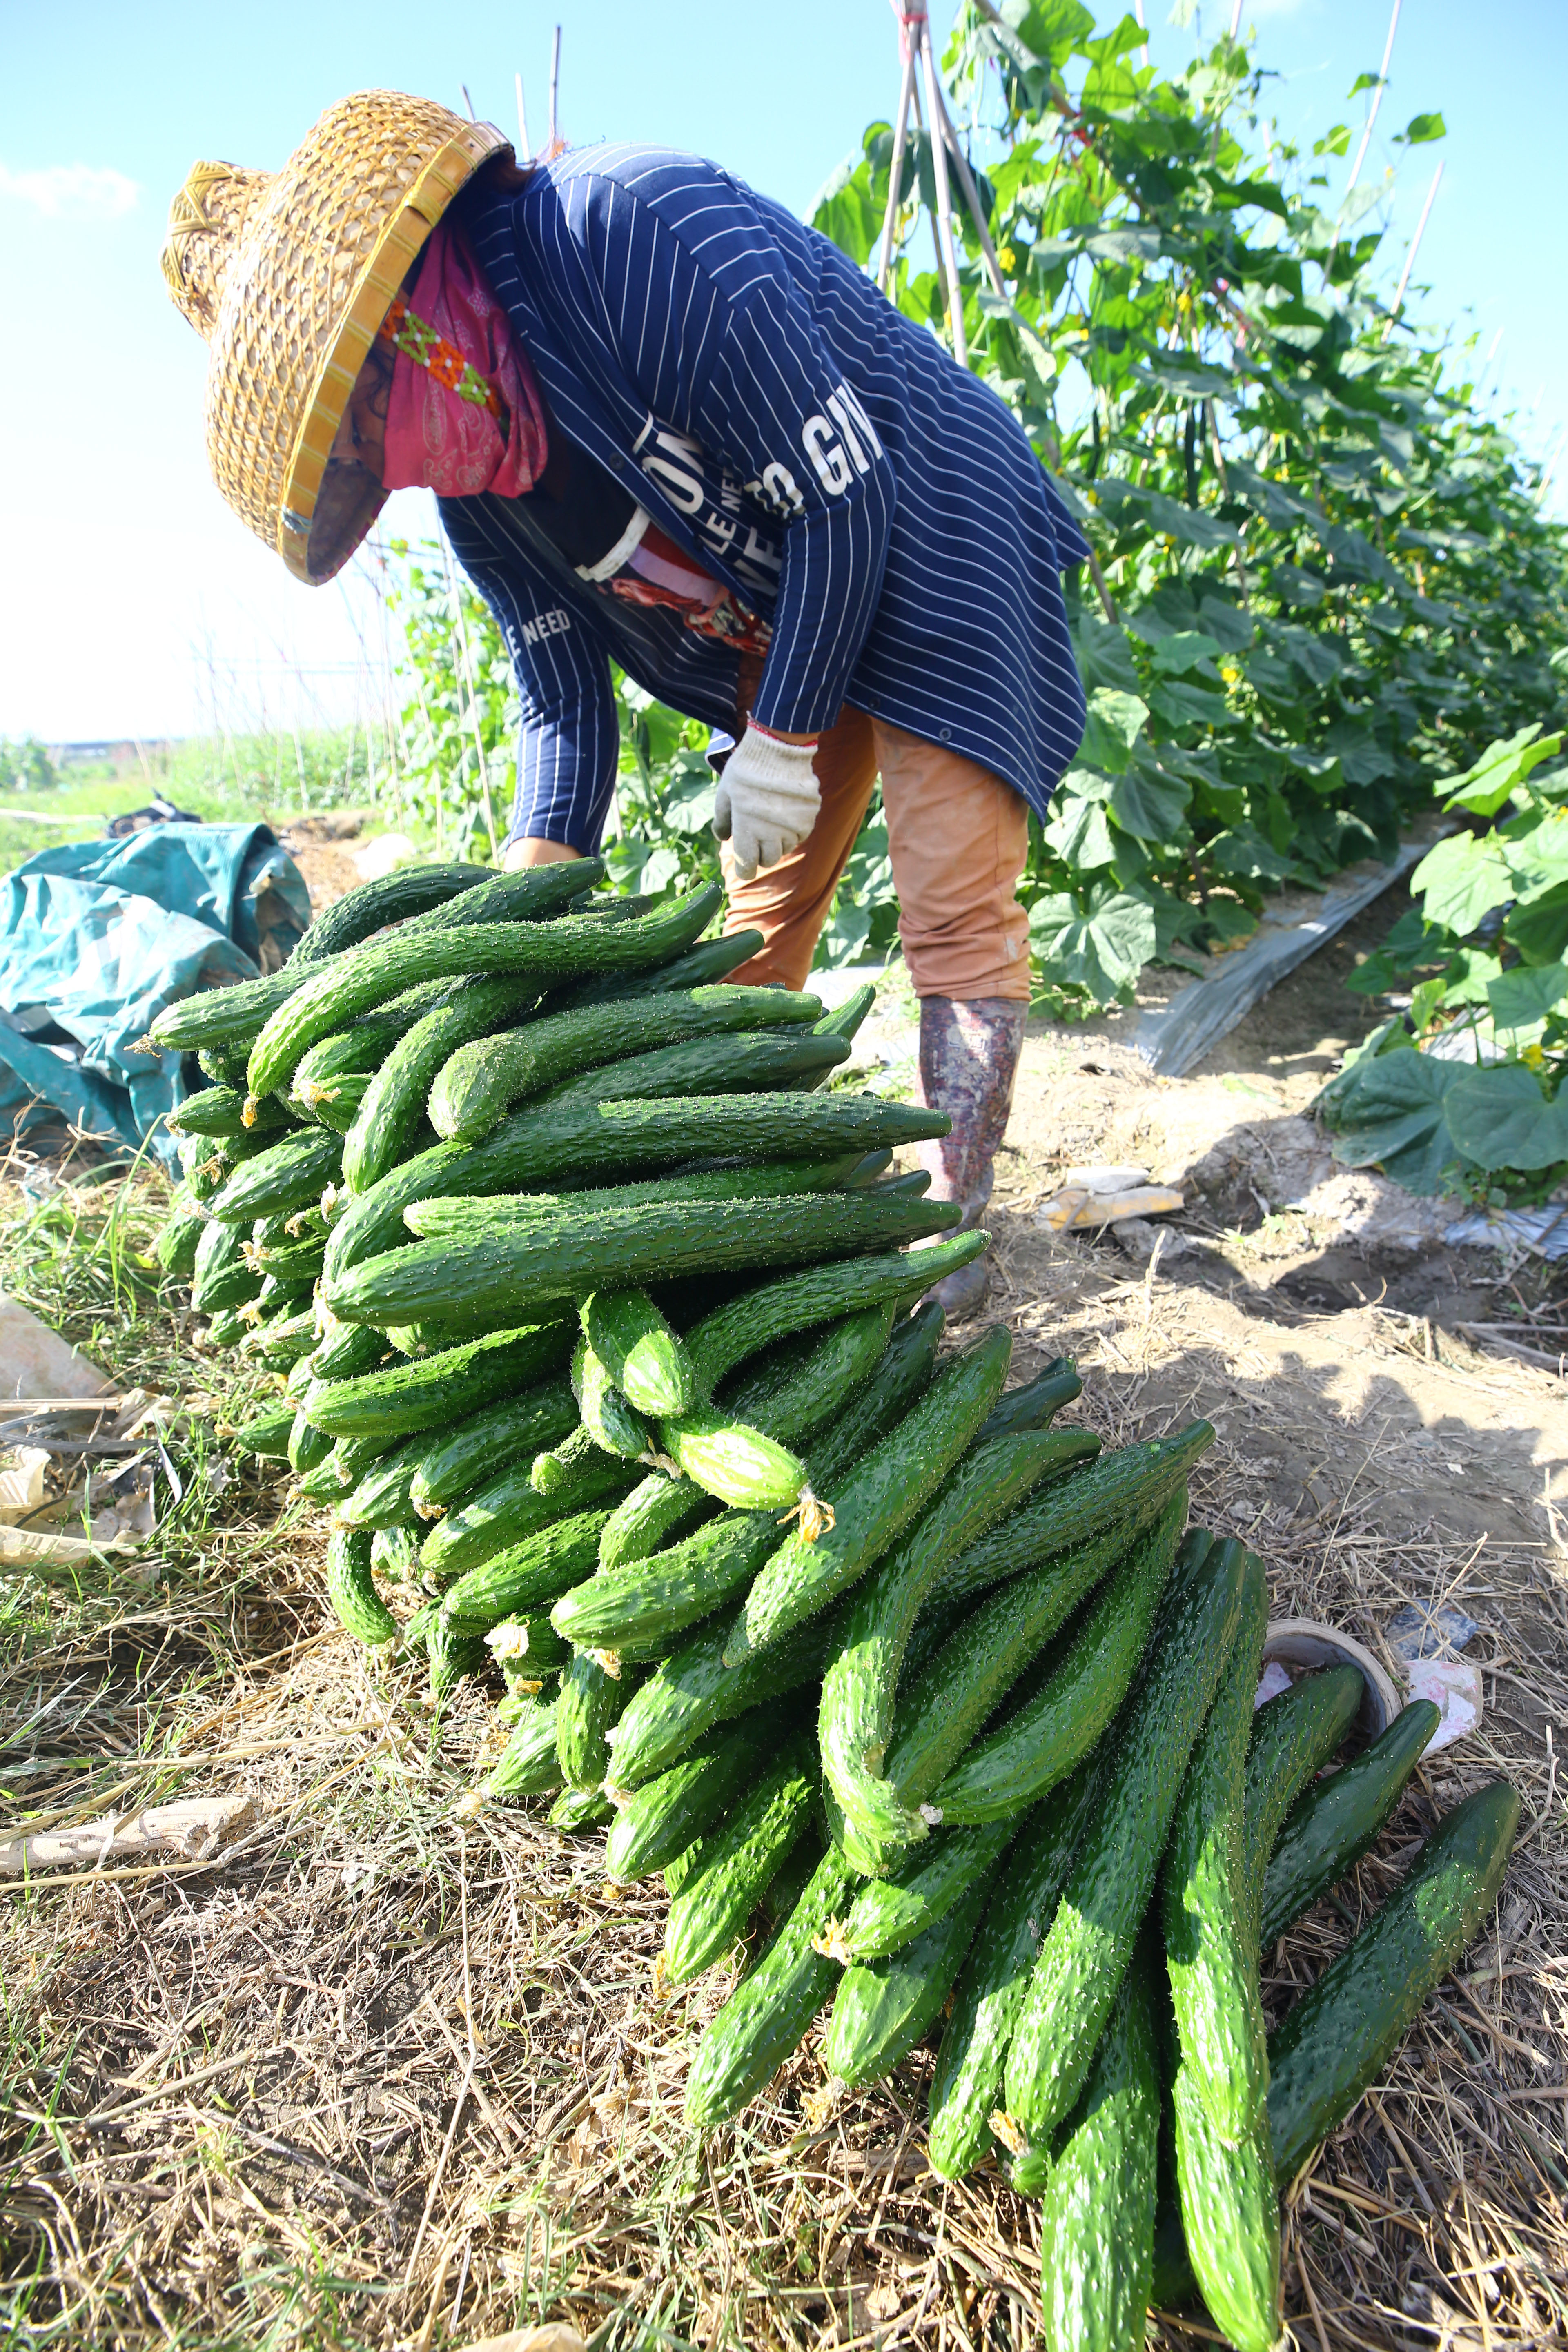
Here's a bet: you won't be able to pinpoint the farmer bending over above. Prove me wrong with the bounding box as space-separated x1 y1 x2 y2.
163 94 1088 1316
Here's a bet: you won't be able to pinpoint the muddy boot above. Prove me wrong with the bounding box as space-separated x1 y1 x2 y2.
912 995 1026 1321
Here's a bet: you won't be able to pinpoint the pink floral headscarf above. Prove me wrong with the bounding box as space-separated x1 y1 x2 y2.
378 220 549 498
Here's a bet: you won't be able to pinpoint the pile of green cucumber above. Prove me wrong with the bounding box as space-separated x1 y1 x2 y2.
151 859 1520 2350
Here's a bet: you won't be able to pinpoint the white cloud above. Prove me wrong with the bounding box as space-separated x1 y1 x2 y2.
0 162 139 220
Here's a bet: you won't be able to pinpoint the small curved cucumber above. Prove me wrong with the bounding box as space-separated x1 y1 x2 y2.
325 1526 396 1646
336 1433 428 1529
660 1410 807 1511
1260 1697 1441 1950
408 1379 578 1519
229 1401 297 1459
555 1650 639 1790
484 1692 564 1800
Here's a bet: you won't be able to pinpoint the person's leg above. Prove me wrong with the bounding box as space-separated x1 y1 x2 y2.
875 720 1031 1318
720 679 879 992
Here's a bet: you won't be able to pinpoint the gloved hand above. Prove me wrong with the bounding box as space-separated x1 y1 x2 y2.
712 725 821 881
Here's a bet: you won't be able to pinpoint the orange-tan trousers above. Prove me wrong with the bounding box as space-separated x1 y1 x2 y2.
719 666 1031 1002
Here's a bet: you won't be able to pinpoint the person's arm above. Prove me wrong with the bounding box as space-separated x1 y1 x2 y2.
439 501 615 866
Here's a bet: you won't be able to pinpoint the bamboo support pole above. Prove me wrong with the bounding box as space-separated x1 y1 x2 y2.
1385 159 1444 339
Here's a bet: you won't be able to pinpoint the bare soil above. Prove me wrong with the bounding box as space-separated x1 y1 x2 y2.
3 903 1566 2352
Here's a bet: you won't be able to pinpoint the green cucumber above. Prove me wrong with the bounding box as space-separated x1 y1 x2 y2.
664 1740 816 1984
245 1307 317 1370
1241 1666 1363 1945
531 1421 608 1497
408 1379 577 1518
976 1356 1082 1441
287 1028 388 1127
929 1493 1189 1829
358 1189 962 1327
303 1321 573 1439
555 1650 639 1790
804 1299 944 1484
148 964 307 1053
604 1710 778 1879
464 1608 568 1675
291 862 492 964
819 1425 1102 1868
550 925 764 1013
686 1249 955 1399
325 1526 397 1646
248 886 724 1098
608 1608 841 1790
664 1837 706 1898
341 972 546 1194
204 1304 250 1347
441 1508 613 1635
419 1454 629 1582
484 1691 564 1800
1165 1553 1278 2352
171 1083 286 1140
1038 1942 1160 2352
288 1406 334 1477
724 1325 1012 1666
552 1508 776 1663
760 1829 827 1930
155 1187 208 1277
229 1401 298 1459
684 1849 853 2127
371 1523 420 1581
430 984 822 1143
809 982 875 1053
1260 1697 1441 1950
823 1859 997 2090
886 1483 1194 1814
309 1321 388 1383
573 1336 653 1459
717 1299 895 1448
192 1218 261 1315
196 1044 249 1086
580 1289 696 1419
397 858 603 938
1002 1532 1248 2148
597 1474 718 1574
1267 1779 1521 2181
320 1094 954 1292
923 1420 1216 1617
539 1024 849 1106
427 1612 489 1700
659 1409 807 1510
285 1349 319 1400
832 1814 1019 1961
178 1135 230 1200
207 1127 342 1224
549 1785 615 1832
337 1433 429 1528
927 1767 1099 2182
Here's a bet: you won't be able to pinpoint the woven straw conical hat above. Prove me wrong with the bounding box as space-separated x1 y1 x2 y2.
162 91 510 585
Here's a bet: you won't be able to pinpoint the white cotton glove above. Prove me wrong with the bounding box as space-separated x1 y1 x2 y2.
712 726 821 881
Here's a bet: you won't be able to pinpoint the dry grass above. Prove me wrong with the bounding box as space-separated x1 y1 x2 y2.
2 1160 1565 2352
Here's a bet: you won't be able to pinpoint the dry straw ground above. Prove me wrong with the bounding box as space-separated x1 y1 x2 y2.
2 1146 1565 2352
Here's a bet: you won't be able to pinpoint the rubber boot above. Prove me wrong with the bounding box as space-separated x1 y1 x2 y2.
912 996 1026 1321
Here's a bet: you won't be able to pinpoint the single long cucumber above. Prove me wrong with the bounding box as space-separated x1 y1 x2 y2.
581 1290 696 1419
408 1379 577 1519
684 1849 854 2128
1240 1666 1363 1947
830 1815 1019 1962
718 1301 894 1448
1038 1944 1160 2352
923 1421 1216 1617
725 1325 1012 1666
596 1475 714 1571
291 862 492 964
1002 1532 1248 2147
321 1098 952 1291
229 1401 298 1459
442 1508 612 1635
287 1026 390 1125
431 984 822 1143
823 1860 998 2090
303 1322 573 1440
555 1650 640 1790
606 1608 840 1790
208 1127 342 1224
976 1356 1082 1442
419 1454 631 1583
147 964 306 1053
804 1300 944 1487
551 925 764 1014
341 972 548 1194
171 1084 288 1140
397 858 603 939
819 1425 1102 1868
337 1433 428 1529
552 1508 778 1662
664 1742 816 1984
539 1025 849 1106
927 1768 1099 2182
686 1250 955 1399
247 1307 317 1370
345 1190 961 1327
325 1526 397 1646
484 1692 564 1800
1165 1554 1279 2352
886 1484 1195 1813
296 1068 372 1135
604 1709 779 1882
1260 1697 1441 1950
248 887 724 1097
1267 1779 1521 2181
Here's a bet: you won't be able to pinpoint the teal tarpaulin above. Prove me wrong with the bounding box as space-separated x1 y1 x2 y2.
0 822 311 1165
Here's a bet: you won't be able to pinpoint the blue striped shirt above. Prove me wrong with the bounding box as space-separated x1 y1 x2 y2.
448 144 1088 852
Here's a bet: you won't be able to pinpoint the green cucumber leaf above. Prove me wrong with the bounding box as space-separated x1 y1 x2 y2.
1443 1064 1568 1173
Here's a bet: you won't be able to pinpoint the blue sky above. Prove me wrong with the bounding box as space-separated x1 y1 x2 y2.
1 0 1562 747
